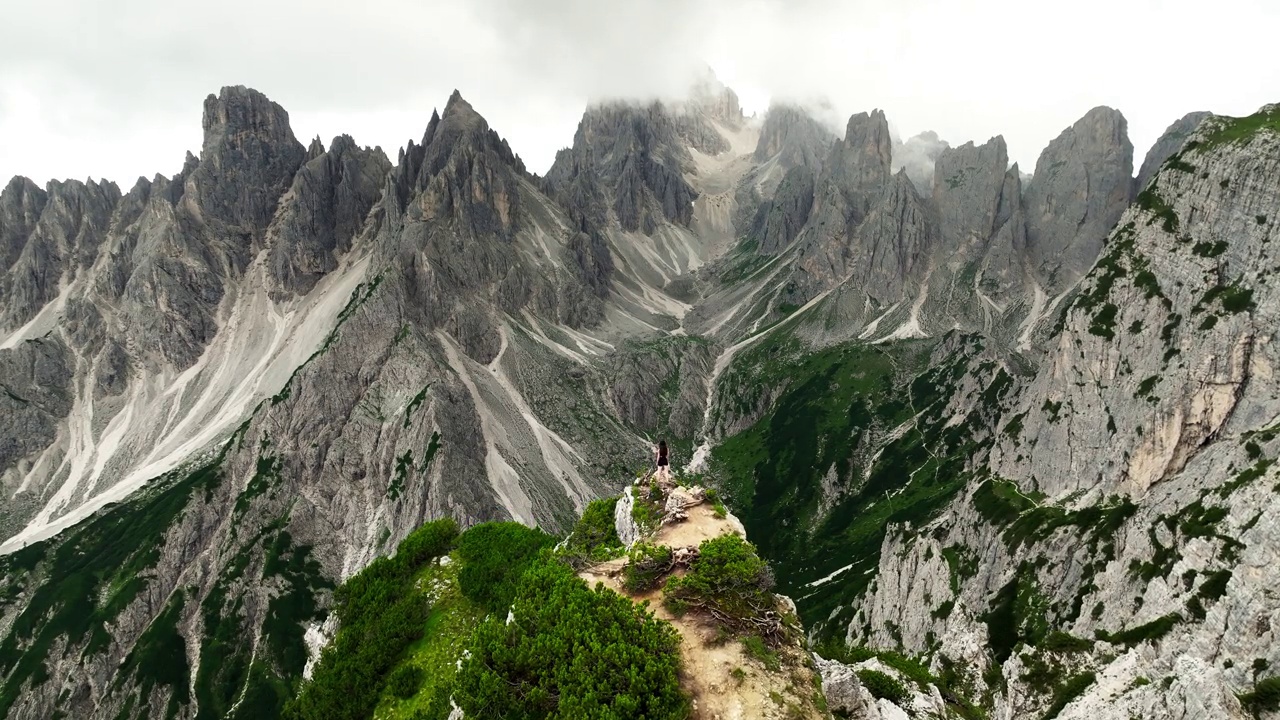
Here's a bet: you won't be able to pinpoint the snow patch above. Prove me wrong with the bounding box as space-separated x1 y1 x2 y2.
807 563 856 588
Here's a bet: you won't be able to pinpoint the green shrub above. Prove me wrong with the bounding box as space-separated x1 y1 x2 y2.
705 488 729 518
742 635 780 671
857 669 908 705
623 542 673 593
387 664 423 699
663 535 775 629
814 640 875 665
455 522 556 614
1042 631 1092 653
1242 676 1280 713
286 518 458 720
413 683 456 720
1095 613 1180 646
1221 286 1255 313
1043 672 1096 719
396 518 460 571
632 488 663 531
454 559 688 719
562 497 623 565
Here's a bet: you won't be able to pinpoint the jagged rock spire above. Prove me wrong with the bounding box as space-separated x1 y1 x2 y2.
189 85 307 231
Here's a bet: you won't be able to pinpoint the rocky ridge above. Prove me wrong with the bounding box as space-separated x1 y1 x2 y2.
834 107 1280 720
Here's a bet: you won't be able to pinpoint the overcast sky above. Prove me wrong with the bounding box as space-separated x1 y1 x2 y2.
2 0 1277 186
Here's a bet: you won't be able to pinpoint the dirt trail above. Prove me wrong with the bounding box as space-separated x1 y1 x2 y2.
581 492 829 719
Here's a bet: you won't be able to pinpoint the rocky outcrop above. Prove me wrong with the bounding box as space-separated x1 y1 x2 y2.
815 655 882 718
841 171 935 305
754 103 836 173
606 336 716 439
780 110 897 304
1135 111 1212 192
0 336 74 536
740 104 835 254
0 177 48 273
922 137 1030 330
268 135 391 295
822 110 895 226
751 164 816 255
1023 106 1134 288
893 130 950 196
545 101 698 234
189 85 307 232
674 70 743 155
932 137 1010 254
686 68 745 128
0 178 120 332
376 90 612 356
839 107 1280 720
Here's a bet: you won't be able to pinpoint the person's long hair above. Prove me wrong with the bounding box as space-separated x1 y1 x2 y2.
658 439 668 456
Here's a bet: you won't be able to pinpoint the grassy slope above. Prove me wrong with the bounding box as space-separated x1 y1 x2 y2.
710 329 1004 635
373 555 484 719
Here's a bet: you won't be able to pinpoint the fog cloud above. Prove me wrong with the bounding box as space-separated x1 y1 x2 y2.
2 0 1278 185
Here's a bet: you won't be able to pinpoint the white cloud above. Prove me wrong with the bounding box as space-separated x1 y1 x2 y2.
2 0 1278 185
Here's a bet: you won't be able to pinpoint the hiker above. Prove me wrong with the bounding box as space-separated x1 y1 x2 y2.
654 439 671 483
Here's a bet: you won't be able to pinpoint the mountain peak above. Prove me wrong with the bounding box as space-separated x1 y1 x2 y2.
306 135 325 160
192 86 306 230
1024 104 1134 287
753 104 837 172
201 86 293 146
1135 110 1212 192
442 90 481 125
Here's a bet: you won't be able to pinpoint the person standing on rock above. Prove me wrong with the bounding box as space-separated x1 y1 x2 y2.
655 439 671 483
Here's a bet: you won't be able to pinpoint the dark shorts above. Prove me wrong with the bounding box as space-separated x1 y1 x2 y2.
657 458 669 467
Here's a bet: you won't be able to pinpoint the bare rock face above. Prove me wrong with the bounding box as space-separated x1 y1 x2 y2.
997 113 1280 500
606 336 716 439
922 136 1030 330
189 85 307 232
1023 106 1134 289
933 137 1009 254
615 486 642 547
822 110 895 227
752 164 816 255
0 336 73 536
893 130 950 196
378 90 609 357
842 171 935 305
545 101 698 234
780 110 897 304
740 104 835 255
842 109 1280 720
0 177 48 273
673 70 744 154
268 134 391 295
754 103 836 173
1135 111 1212 193
0 178 120 332
686 68 744 129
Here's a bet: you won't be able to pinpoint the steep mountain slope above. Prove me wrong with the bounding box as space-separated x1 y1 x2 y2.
0 87 390 551
719 105 1280 719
